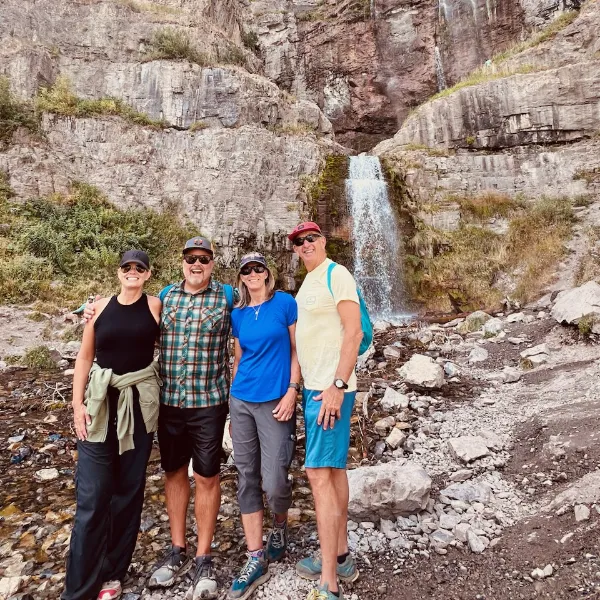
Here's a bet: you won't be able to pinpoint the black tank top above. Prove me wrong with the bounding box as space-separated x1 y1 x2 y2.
94 294 159 375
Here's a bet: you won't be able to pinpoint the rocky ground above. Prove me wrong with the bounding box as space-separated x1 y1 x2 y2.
1 285 600 600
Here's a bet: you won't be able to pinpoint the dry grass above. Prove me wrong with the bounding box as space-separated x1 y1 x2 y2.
575 226 600 285
455 191 524 220
406 196 575 311
428 64 538 102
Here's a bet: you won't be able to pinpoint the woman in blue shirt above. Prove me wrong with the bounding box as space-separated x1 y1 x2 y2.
227 252 300 600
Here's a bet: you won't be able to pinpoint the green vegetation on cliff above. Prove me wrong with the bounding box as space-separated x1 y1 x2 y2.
145 28 247 68
405 194 575 312
0 180 197 305
0 77 38 147
36 77 169 128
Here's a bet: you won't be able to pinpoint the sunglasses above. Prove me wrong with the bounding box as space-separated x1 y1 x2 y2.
120 264 148 273
293 233 322 246
240 264 266 276
183 255 213 265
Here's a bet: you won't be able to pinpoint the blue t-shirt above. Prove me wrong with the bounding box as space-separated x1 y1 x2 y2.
231 291 298 403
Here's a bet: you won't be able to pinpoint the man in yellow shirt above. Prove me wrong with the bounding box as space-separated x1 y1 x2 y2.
288 222 363 600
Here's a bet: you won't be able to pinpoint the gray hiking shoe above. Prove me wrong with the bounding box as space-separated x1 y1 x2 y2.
148 545 192 588
185 556 218 600
296 552 359 583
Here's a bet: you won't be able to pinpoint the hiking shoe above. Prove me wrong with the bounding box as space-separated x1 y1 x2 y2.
296 552 359 583
265 519 288 562
227 553 270 600
305 583 344 600
186 556 218 600
148 545 192 588
97 580 122 600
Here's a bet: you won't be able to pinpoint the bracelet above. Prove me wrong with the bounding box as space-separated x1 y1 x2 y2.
288 382 301 391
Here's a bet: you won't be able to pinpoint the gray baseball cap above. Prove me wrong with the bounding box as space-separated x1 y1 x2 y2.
183 236 214 255
239 252 268 269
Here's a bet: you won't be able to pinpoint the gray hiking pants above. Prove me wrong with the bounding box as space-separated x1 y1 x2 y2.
230 395 296 515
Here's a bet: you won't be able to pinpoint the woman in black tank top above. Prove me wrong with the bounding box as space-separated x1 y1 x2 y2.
63 250 162 600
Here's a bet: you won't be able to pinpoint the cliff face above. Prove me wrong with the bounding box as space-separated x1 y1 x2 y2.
0 0 343 285
246 0 564 149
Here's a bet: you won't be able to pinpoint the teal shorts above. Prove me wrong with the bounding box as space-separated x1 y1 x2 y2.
302 389 356 469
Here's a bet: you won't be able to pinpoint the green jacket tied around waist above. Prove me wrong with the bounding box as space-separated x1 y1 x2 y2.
84 361 161 454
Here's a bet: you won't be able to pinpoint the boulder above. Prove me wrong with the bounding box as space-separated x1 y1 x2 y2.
448 436 490 462
546 471 600 510
397 354 445 388
347 462 432 519
380 387 410 410
506 312 525 323
551 281 600 324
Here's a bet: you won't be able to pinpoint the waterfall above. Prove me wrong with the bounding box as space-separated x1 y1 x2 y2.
434 45 447 91
346 155 405 321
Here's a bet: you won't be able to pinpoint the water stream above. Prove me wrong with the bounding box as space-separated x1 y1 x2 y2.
345 155 408 322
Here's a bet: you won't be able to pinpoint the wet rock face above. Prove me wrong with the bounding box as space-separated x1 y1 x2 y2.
249 0 540 149
437 0 528 88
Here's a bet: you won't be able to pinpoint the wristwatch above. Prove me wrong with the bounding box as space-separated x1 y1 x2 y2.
333 378 348 390
289 382 301 391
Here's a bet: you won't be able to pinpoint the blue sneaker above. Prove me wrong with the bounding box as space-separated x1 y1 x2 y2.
296 552 359 583
265 520 288 562
227 553 270 600
306 583 344 600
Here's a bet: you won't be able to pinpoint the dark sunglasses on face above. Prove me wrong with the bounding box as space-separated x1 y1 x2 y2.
240 264 266 276
120 264 148 273
183 255 212 265
293 233 322 247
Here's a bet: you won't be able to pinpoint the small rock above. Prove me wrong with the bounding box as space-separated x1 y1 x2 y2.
374 416 396 437
574 504 590 522
448 436 490 463
449 469 473 482
468 347 489 363
380 387 410 411
466 529 486 553
386 428 407 450
397 354 445 389
34 468 59 482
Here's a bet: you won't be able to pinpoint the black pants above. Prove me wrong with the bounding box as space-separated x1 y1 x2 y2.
62 393 153 600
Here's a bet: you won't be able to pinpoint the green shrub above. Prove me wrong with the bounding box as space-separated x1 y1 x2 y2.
35 77 168 128
22 345 56 370
241 30 260 53
578 313 598 337
0 182 198 305
0 77 38 147
145 28 209 65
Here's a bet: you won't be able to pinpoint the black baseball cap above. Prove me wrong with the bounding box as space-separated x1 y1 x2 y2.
119 249 150 269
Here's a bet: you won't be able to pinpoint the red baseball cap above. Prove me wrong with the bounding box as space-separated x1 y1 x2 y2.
288 221 322 241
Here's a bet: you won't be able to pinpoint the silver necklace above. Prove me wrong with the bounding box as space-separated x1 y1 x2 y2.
250 300 265 320
251 304 261 320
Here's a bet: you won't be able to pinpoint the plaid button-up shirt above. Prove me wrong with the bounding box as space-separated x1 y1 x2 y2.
159 279 232 409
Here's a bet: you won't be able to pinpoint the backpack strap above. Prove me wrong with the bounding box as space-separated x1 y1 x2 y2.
326 261 338 297
158 283 176 303
223 284 234 311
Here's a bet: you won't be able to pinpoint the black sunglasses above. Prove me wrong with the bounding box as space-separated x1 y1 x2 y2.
120 264 148 273
293 233 322 247
184 255 212 265
240 265 266 276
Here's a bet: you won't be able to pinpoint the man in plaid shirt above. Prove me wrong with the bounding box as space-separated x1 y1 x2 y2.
148 236 234 600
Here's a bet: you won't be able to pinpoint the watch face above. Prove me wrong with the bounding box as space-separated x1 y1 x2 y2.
334 379 343 389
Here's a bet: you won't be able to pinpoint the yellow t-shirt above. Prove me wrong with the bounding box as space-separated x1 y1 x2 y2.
295 258 359 392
